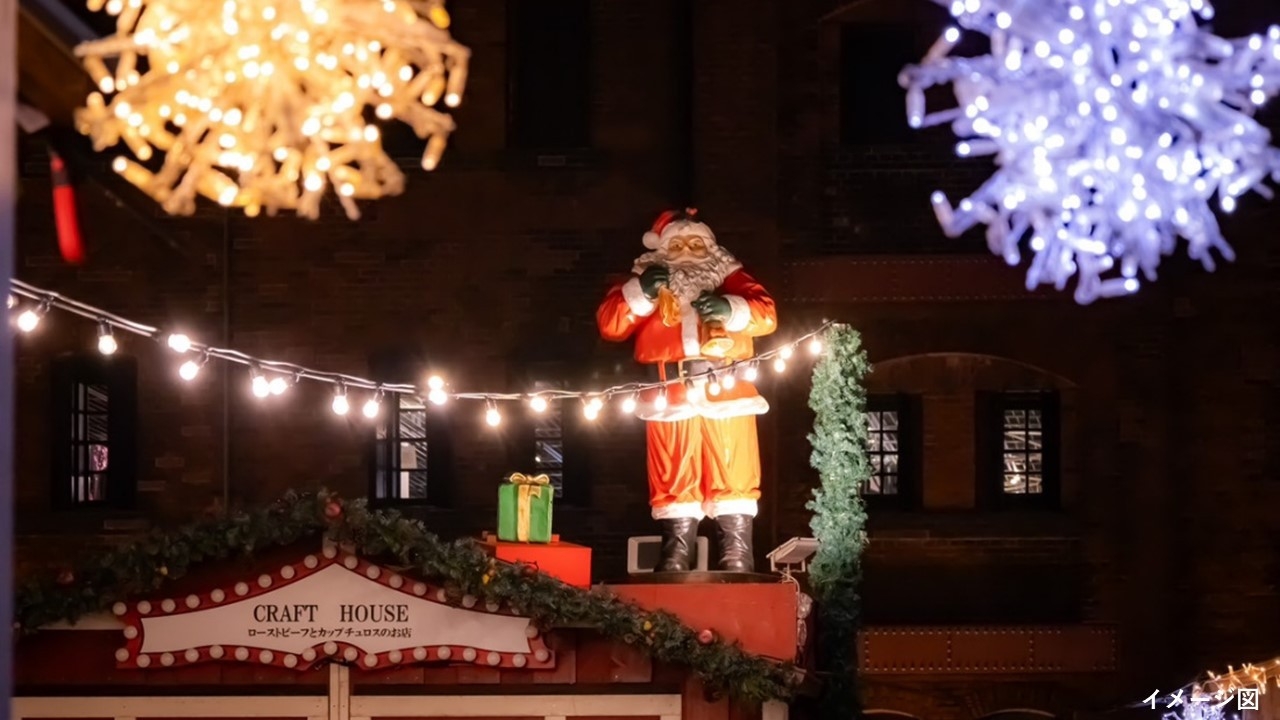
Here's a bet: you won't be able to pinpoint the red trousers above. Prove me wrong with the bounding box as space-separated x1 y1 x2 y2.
646 414 761 520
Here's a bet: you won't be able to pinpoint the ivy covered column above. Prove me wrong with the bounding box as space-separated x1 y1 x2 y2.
807 325 871 719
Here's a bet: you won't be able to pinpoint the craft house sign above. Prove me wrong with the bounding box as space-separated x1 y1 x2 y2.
111 546 554 672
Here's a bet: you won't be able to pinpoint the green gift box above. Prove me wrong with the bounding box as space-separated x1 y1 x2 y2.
497 472 554 543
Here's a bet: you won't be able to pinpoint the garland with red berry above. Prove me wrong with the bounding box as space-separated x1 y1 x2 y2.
15 489 797 704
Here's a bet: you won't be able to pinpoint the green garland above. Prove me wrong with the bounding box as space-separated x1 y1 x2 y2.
15 489 796 704
806 325 871 718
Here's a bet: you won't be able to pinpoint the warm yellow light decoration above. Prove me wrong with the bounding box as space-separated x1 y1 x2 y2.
73 0 469 220
1194 658 1280 701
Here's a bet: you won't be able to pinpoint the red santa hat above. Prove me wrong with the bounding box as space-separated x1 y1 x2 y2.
642 208 717 251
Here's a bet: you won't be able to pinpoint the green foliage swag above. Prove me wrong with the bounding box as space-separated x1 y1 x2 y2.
15 489 796 704
807 325 871 718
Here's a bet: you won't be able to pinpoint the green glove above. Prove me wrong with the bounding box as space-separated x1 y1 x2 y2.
691 292 731 324
638 265 669 300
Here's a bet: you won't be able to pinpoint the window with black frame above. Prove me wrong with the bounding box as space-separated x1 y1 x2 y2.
861 394 920 507
370 354 453 506
374 394 431 502
979 391 1060 507
50 355 137 509
531 381 566 498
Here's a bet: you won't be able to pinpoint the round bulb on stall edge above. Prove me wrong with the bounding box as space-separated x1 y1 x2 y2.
16 310 41 332
332 394 350 415
621 396 637 413
583 403 600 420
707 380 721 397
530 396 548 413
653 393 668 411
485 407 501 427
179 360 201 381
780 346 794 360
808 338 823 355
362 398 380 418
268 377 288 395
251 376 270 397
428 388 448 405
98 334 118 355
773 358 787 373
722 373 737 390
743 366 759 382
427 375 444 391
167 333 192 353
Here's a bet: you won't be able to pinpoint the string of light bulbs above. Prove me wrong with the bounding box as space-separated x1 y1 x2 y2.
7 278 837 425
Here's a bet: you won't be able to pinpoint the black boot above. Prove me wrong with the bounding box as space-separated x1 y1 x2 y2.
715 514 754 572
656 518 700 572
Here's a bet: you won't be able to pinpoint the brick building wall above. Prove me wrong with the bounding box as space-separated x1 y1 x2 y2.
12 0 1280 718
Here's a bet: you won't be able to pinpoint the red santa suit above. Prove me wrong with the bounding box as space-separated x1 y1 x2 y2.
596 221 777 521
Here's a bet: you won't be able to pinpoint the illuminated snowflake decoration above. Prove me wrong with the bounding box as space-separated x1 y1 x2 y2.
900 0 1280 303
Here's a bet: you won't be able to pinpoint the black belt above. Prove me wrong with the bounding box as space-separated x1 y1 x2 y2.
661 358 727 380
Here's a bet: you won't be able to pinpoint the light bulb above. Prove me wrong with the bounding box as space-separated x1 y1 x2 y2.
654 391 668 411
268 376 289 395
485 405 501 427
743 364 759 382
179 360 201 381
427 375 444 391
251 374 270 398
167 333 192 353
6 294 15 309
721 372 737 390
780 346 794 360
428 388 448 405
332 389 350 415
97 323 117 355
773 358 787 373
583 402 599 421
621 395 637 414
16 309 42 333
808 338 823 355
530 396 548 413
362 396 381 418
587 396 604 412
707 378 721 397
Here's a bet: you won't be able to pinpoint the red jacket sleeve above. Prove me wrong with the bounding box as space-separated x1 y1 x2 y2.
718 269 777 338
597 275 656 342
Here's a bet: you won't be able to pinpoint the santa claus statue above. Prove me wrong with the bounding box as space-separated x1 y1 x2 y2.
597 209 777 573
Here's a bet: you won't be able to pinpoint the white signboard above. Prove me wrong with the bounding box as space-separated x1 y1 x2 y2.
114 548 554 672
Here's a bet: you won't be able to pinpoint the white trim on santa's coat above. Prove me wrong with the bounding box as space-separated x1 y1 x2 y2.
634 403 700 422
723 294 751 332
651 502 706 520
704 498 759 518
621 277 656 317
633 378 771 422
680 303 701 357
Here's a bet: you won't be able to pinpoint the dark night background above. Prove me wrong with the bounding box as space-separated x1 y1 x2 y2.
10 0 1280 716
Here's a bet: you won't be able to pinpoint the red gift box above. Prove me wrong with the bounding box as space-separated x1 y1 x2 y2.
480 532 592 588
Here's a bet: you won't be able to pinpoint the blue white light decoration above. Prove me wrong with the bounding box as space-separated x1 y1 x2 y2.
900 0 1280 303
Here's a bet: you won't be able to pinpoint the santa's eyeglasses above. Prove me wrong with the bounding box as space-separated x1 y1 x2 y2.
664 235 710 257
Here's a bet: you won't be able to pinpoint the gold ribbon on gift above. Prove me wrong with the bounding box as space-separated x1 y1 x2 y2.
508 473 550 542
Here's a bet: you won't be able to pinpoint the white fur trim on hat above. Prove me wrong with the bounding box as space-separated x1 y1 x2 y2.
643 231 663 250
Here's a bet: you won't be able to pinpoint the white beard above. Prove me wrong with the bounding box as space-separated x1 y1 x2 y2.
632 245 741 304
